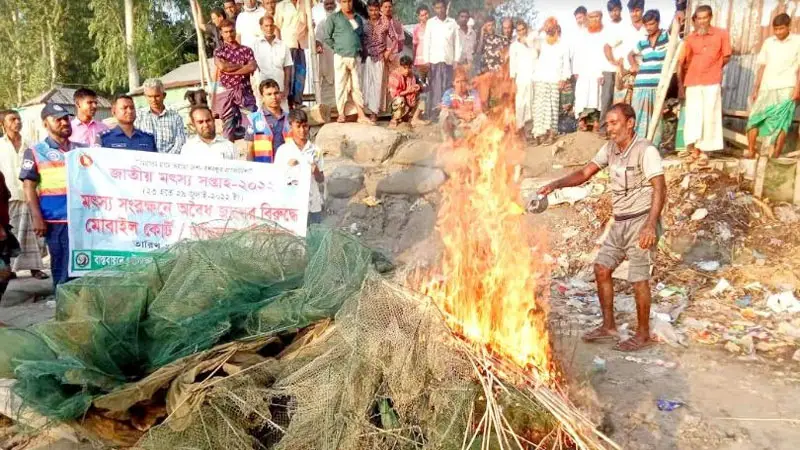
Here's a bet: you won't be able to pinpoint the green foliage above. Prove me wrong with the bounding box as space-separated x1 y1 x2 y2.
0 0 197 108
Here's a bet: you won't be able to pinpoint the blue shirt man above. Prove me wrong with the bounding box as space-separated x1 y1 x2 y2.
99 127 157 152
101 94 158 152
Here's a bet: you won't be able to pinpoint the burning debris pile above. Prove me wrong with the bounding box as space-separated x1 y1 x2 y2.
0 116 618 449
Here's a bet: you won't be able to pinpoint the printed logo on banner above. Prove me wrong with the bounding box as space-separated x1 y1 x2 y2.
74 252 91 268
46 150 62 162
79 153 94 168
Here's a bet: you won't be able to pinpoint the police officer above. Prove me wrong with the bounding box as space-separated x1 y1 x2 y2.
19 103 86 292
99 95 158 152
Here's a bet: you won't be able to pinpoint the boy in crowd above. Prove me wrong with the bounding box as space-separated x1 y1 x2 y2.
275 110 324 226
388 56 427 128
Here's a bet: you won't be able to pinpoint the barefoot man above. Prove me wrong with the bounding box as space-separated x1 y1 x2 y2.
538 103 666 352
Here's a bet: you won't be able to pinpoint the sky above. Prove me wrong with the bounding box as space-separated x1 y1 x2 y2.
531 0 678 28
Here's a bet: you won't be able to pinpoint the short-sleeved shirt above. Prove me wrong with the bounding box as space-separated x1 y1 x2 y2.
19 137 86 223
252 37 294 89
592 136 663 216
633 30 670 88
275 139 324 213
682 26 732 86
180 135 238 160
757 34 800 91
365 17 390 59
215 42 257 90
441 88 482 112
235 6 266 49
70 118 109 147
245 109 290 162
274 0 308 49
134 108 186 154
99 127 158 152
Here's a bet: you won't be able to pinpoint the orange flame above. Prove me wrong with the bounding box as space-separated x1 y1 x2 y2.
418 111 556 382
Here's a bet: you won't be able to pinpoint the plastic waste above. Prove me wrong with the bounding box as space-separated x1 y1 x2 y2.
735 295 752 308
690 208 708 221
656 399 684 411
710 278 731 296
766 291 800 314
592 356 607 373
695 260 721 272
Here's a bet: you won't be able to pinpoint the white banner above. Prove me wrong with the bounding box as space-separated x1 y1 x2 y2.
66 148 310 276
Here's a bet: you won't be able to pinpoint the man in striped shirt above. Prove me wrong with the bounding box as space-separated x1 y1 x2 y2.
628 10 669 147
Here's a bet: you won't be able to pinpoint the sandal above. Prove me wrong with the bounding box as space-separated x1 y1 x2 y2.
336 116 347 124
695 153 710 167
581 327 619 343
613 335 657 352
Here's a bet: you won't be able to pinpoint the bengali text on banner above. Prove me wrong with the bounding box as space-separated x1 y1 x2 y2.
66 148 310 276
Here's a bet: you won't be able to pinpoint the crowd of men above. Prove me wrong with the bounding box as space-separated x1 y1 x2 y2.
0 77 323 297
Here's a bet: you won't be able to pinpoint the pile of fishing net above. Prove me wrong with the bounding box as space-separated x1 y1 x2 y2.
0 224 616 449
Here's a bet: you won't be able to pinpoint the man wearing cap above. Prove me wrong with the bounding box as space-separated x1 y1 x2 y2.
19 104 86 293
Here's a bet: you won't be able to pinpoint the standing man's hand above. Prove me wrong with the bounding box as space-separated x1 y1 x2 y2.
638 222 657 249
793 87 800 103
750 89 759 104
598 76 604 85
678 85 686 100
33 217 47 238
0 226 7 241
537 183 557 197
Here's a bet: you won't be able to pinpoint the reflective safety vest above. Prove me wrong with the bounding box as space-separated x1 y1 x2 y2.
248 110 292 163
30 141 69 222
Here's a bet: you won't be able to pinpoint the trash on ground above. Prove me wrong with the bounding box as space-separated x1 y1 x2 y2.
656 399 684 411
766 291 800 314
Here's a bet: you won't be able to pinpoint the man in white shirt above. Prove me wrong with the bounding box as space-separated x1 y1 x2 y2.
313 0 338 107
181 106 239 160
456 10 477 70
253 15 293 110
574 10 611 132
275 109 325 226
274 0 310 109
614 0 647 103
0 110 47 280
600 0 626 135
422 0 460 120
746 13 800 158
509 21 537 132
236 0 266 49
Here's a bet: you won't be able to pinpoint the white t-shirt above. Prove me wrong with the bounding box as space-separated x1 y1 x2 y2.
757 34 800 91
236 7 266 49
180 135 238 160
252 37 294 89
274 139 324 213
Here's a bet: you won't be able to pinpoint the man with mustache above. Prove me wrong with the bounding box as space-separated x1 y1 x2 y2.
678 5 731 165
19 104 87 293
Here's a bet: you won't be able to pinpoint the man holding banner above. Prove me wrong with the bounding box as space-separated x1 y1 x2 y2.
19 104 86 292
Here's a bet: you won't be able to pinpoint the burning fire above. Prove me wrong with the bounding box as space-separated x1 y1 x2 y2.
418 113 556 382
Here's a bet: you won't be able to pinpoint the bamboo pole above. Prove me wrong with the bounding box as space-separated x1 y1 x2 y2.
646 16 682 141
189 0 209 90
